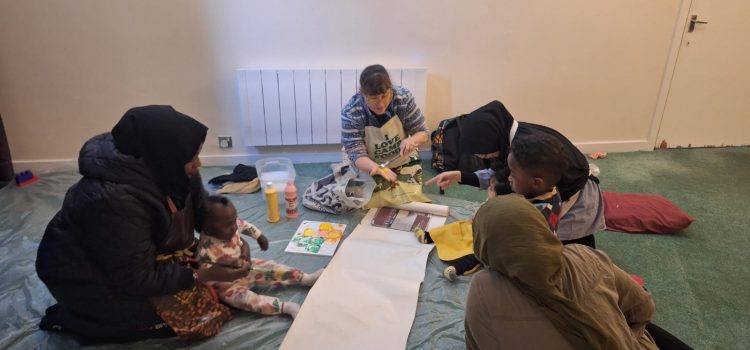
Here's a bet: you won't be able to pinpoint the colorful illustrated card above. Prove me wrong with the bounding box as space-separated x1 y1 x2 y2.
284 221 347 256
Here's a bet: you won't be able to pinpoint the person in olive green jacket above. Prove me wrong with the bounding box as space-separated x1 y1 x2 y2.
465 194 691 350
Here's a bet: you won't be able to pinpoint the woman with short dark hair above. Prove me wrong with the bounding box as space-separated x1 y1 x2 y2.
340 64 430 206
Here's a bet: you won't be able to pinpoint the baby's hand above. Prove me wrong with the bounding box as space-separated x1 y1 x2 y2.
240 238 250 261
487 187 497 200
487 177 498 200
257 235 269 251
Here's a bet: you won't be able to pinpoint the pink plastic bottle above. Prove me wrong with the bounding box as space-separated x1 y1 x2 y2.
284 181 299 219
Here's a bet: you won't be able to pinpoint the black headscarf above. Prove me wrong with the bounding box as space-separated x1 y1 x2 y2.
112 105 207 209
458 100 516 155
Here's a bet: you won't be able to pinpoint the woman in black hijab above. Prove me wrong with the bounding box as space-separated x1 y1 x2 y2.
426 100 605 247
36 106 249 343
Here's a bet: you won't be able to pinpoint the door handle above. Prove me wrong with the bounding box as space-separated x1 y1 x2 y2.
688 14 708 33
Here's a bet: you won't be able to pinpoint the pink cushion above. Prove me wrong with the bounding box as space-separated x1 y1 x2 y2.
603 192 694 234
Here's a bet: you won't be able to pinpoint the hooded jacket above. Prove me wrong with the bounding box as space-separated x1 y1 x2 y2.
466 195 656 349
36 133 202 341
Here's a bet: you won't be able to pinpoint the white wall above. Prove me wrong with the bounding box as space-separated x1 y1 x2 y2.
0 0 683 172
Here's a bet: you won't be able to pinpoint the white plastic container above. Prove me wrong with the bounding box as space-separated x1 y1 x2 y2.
256 157 296 201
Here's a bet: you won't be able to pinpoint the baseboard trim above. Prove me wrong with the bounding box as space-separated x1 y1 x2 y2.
572 139 654 153
199 151 345 166
13 141 653 173
199 149 439 166
12 159 78 174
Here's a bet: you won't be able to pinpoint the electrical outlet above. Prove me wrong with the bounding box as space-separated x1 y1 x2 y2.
218 136 233 149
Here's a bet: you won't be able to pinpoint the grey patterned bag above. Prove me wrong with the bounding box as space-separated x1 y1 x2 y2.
302 163 375 214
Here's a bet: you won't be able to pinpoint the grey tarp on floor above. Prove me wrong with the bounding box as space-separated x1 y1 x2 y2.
0 167 480 349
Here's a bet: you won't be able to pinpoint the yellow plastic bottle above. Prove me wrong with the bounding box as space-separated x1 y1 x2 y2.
265 182 280 223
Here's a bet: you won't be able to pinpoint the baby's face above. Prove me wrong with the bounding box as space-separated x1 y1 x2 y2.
206 202 238 240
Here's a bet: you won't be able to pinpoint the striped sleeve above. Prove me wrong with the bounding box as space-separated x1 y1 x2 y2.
395 87 428 136
341 96 369 164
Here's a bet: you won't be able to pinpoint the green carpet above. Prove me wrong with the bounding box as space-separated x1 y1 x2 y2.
298 147 750 349
592 148 750 350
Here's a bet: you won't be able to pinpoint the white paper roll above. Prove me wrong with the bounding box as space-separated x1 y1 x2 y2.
391 202 450 217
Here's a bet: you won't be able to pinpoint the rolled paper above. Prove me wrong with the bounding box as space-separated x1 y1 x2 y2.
391 202 450 217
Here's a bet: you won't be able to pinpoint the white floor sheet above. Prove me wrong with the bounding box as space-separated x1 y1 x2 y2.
280 220 439 350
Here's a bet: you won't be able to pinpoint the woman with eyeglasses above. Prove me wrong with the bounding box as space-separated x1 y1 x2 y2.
340 64 431 207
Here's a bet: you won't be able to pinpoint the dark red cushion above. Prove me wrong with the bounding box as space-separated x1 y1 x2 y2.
603 192 694 234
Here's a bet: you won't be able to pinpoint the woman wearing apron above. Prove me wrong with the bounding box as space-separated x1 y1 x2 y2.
341 64 430 207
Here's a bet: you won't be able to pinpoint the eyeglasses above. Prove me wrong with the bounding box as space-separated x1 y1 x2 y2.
475 152 500 159
363 89 392 104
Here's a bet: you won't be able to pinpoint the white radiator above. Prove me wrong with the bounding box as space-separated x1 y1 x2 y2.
237 68 426 146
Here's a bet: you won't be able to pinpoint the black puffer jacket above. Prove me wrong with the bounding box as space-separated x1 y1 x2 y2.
36 133 197 341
